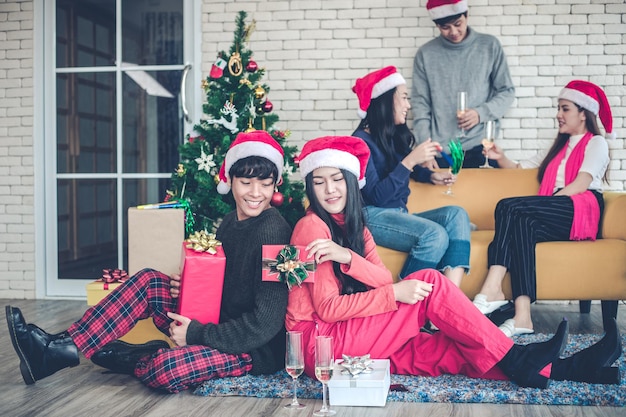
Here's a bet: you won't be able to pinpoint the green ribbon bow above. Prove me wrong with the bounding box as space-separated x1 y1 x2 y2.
262 245 315 290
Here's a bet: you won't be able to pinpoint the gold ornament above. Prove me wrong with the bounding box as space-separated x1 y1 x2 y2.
254 85 266 100
214 174 221 185
176 163 186 177
239 78 252 87
228 52 243 77
201 79 209 90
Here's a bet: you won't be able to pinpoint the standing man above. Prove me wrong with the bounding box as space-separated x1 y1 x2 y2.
412 0 515 168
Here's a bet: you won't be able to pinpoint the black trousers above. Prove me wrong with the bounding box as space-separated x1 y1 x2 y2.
488 192 603 302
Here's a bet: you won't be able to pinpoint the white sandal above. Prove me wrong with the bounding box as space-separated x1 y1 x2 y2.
499 319 534 338
472 294 509 315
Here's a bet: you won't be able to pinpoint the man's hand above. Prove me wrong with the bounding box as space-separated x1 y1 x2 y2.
458 108 480 131
169 273 181 299
167 312 191 346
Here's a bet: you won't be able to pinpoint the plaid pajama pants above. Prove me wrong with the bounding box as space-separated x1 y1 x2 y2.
68 268 252 393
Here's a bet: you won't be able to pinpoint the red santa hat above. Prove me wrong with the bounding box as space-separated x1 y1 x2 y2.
296 136 370 189
216 130 284 194
352 66 406 119
427 0 468 21
558 80 615 140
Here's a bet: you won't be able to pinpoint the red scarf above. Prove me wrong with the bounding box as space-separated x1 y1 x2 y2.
538 132 600 240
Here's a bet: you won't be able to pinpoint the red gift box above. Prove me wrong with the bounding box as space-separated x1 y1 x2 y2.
262 245 316 289
177 242 226 324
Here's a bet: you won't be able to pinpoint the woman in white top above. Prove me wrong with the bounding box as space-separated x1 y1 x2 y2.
472 80 612 337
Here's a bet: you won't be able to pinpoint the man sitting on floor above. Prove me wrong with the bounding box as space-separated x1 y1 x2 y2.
6 130 292 393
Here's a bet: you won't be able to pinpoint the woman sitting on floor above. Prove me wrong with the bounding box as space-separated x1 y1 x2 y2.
286 135 621 387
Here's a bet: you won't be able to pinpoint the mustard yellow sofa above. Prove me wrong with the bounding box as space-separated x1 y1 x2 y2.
375 168 626 327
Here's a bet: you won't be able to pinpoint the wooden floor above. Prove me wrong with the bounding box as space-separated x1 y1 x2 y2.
1 298 624 417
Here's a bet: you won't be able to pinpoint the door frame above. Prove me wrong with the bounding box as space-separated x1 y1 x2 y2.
34 0 202 298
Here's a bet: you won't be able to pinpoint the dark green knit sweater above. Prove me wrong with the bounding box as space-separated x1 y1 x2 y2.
185 208 291 374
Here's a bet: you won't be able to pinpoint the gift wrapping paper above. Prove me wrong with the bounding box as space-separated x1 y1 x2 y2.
177 242 226 324
261 245 316 288
328 358 391 407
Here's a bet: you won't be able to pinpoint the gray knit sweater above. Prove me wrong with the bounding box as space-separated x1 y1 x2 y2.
185 208 292 374
412 27 515 150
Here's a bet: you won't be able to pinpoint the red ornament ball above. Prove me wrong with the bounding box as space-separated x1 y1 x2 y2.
271 191 284 207
246 60 258 73
262 100 273 113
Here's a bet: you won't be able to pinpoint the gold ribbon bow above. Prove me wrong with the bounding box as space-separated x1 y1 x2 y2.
185 230 222 255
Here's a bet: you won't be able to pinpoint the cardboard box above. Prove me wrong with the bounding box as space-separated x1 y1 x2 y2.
328 359 390 407
85 280 173 346
177 242 226 324
261 245 315 287
128 207 185 276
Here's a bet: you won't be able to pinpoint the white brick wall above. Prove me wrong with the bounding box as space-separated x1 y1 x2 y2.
203 0 625 188
0 0 35 299
0 0 624 299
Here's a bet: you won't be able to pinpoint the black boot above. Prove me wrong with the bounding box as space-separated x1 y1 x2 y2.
497 318 569 389
91 339 170 375
551 318 622 384
5 305 80 385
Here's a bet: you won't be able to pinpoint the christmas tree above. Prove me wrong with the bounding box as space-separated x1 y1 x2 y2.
167 11 305 233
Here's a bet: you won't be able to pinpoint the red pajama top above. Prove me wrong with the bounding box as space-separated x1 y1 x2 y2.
285 211 397 330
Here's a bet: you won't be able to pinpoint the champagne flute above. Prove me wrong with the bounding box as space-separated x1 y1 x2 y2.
457 91 468 137
284 331 306 409
480 120 496 168
443 138 464 196
313 336 336 416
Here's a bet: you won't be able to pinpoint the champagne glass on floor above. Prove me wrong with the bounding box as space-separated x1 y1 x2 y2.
313 336 336 416
480 120 496 168
457 91 468 137
284 331 306 410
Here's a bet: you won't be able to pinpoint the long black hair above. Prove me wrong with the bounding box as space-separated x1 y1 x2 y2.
537 106 606 183
356 88 416 172
305 169 368 295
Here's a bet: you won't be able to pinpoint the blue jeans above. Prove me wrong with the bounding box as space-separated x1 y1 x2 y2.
363 205 471 279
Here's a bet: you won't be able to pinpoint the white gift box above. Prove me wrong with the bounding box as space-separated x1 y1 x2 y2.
328 358 390 407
